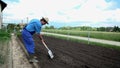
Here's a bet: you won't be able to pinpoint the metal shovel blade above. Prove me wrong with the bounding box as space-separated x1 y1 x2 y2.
42 41 54 59
48 50 54 59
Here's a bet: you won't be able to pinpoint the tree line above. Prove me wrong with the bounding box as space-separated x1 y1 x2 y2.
44 25 120 32
2 24 120 32
2 23 26 33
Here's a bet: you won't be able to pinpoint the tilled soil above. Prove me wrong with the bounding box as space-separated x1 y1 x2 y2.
18 35 120 68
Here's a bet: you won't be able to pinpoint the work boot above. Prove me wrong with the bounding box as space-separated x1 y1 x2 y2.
29 58 39 63
29 54 38 63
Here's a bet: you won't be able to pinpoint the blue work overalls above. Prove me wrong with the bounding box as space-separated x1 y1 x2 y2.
22 26 35 54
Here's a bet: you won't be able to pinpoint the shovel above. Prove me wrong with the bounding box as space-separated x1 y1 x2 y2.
42 41 54 59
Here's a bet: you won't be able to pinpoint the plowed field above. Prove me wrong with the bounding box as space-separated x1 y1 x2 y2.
18 34 120 68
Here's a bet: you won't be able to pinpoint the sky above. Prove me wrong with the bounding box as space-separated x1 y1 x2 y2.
2 0 120 27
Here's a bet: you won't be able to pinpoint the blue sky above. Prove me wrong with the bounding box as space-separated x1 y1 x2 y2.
2 0 120 27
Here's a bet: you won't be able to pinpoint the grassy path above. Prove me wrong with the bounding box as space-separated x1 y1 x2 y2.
42 32 120 46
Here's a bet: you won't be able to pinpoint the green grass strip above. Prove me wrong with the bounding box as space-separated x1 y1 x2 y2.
42 29 120 42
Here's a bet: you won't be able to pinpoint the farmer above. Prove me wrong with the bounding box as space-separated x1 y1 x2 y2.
21 17 49 63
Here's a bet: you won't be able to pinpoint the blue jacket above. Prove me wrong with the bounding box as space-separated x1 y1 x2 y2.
26 19 42 34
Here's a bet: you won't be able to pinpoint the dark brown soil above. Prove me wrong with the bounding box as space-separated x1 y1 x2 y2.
18 34 120 68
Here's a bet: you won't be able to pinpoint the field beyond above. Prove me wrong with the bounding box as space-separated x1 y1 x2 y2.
43 29 120 42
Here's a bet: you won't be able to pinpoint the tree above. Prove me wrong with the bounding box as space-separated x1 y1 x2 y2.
113 26 119 32
16 24 21 31
97 27 106 31
44 25 55 29
50 26 54 29
80 26 92 31
7 24 16 33
7 24 15 30
44 26 49 29
106 27 113 32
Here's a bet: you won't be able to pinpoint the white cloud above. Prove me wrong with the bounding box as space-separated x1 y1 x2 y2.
58 0 120 24
3 0 120 26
